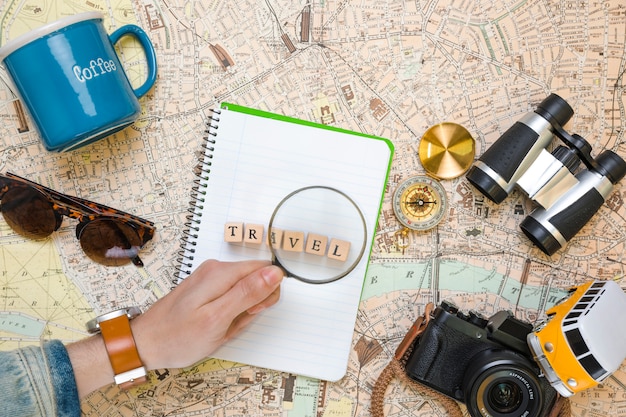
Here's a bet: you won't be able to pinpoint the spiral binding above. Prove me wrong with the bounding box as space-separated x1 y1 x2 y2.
175 108 221 281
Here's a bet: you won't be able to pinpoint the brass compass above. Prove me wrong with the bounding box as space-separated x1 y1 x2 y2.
392 175 448 232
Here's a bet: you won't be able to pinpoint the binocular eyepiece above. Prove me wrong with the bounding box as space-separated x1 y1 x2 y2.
466 94 626 255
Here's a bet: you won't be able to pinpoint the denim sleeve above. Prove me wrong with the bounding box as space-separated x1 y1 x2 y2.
0 340 80 417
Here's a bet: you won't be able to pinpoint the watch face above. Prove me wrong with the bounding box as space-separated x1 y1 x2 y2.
392 175 448 231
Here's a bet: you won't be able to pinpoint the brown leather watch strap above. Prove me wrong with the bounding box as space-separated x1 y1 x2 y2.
99 313 147 389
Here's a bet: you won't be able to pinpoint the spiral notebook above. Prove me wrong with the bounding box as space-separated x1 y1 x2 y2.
178 103 393 381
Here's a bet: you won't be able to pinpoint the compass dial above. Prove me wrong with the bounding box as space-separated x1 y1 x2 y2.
392 175 448 231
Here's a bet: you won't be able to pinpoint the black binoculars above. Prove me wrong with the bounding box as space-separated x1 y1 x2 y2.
466 94 626 255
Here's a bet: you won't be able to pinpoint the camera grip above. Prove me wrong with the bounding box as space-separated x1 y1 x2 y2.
520 188 605 255
404 319 480 401
405 327 445 381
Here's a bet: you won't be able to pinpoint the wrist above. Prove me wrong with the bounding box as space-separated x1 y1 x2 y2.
67 335 115 398
129 314 158 371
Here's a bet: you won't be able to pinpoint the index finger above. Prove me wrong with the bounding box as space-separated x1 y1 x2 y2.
207 264 284 323
178 259 273 304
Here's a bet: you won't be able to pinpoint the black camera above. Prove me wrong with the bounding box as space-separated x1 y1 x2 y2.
404 302 557 417
466 94 626 255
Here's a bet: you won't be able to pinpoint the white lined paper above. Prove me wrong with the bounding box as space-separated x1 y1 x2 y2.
179 105 393 381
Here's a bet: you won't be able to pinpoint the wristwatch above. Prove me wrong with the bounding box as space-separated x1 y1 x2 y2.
86 306 147 389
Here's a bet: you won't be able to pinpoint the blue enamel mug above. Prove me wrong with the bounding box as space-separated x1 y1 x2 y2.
0 12 157 152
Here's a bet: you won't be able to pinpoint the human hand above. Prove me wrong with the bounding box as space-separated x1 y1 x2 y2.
132 259 284 370
68 259 283 398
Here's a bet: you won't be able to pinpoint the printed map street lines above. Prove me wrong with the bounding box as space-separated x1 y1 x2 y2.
1 0 626 416
0 231 92 349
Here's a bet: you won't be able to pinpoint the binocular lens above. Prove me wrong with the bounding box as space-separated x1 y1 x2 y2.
535 94 574 127
596 150 626 185
519 217 562 256
466 165 508 204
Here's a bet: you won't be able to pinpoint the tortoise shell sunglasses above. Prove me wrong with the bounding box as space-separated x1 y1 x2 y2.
0 172 155 266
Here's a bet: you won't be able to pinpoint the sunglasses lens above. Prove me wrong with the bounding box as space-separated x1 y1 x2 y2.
78 218 143 266
1 187 59 239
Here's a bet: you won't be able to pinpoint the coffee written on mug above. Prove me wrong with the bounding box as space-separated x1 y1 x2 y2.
0 12 157 152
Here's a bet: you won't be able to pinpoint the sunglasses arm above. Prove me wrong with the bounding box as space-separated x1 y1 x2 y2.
131 256 145 267
5 173 154 229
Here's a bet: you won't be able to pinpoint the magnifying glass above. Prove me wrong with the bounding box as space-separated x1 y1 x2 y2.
268 186 367 284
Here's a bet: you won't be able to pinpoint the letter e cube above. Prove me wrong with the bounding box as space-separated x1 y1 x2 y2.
305 233 328 256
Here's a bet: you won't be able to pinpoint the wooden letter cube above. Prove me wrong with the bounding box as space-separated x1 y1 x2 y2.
327 238 351 262
282 230 305 252
267 227 283 249
244 224 264 244
305 233 328 256
224 222 244 243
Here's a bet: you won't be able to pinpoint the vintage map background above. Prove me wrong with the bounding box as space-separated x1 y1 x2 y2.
1 0 626 416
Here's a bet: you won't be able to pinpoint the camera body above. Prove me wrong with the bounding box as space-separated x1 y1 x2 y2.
405 301 557 417
466 94 626 255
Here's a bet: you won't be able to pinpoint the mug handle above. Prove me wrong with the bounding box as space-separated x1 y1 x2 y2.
109 25 158 99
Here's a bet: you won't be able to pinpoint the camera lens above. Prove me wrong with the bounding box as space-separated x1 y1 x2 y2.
486 374 525 413
463 350 544 417
470 368 540 417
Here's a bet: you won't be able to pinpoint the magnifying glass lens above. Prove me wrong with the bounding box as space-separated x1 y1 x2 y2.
269 187 367 284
